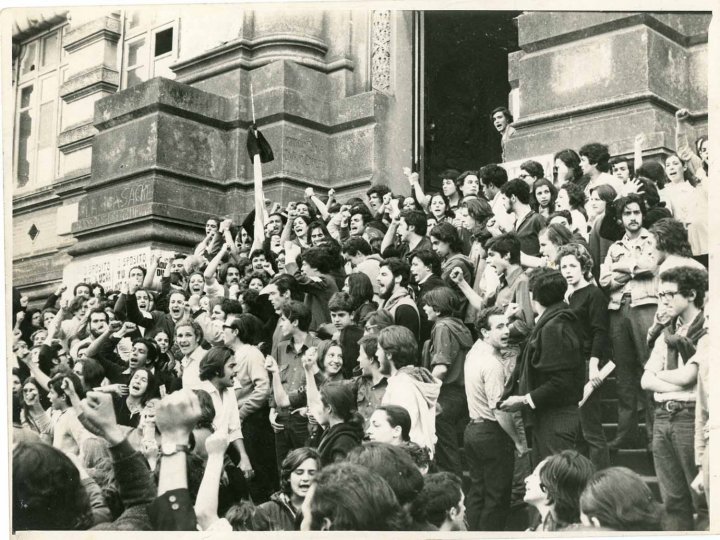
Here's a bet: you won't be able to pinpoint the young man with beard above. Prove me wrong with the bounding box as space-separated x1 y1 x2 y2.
376 258 421 342
641 266 708 530
222 313 277 502
378 325 442 456
198 346 254 480
464 307 525 531
267 301 327 464
499 268 585 463
381 209 432 267
499 178 546 258
599 194 659 450
410 249 445 345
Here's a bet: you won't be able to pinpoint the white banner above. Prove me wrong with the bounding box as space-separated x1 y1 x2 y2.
61 245 178 294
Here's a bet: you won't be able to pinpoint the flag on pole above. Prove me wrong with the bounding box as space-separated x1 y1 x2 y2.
246 124 274 163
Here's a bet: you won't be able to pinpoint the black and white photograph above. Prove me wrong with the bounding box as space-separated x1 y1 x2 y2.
3 1 717 534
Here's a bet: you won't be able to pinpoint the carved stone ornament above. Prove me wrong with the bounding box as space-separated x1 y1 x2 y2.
371 10 391 93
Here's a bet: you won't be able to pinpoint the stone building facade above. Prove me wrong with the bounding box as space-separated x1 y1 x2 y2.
8 8 711 301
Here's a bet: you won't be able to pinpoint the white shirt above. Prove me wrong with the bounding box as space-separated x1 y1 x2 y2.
181 346 207 390
198 380 244 442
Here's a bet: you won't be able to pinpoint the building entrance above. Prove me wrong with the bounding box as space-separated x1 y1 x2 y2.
416 11 520 191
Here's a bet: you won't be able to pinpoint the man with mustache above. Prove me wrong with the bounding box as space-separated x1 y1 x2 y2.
376 258 420 343
599 194 659 451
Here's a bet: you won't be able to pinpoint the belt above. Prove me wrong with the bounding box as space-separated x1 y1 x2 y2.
656 400 695 413
469 418 497 424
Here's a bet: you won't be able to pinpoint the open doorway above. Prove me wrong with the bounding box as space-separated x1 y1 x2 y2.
418 11 520 191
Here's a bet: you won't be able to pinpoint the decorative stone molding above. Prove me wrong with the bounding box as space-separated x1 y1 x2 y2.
60 64 119 102
63 15 121 53
172 35 353 84
371 10 391 93
58 121 97 153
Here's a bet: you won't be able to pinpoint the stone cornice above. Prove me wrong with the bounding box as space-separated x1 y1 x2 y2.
520 12 709 54
63 15 121 53
511 91 708 130
60 65 119 102
172 36 353 85
58 122 97 153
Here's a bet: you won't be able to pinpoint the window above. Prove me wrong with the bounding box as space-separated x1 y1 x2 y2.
14 27 66 191
122 11 178 88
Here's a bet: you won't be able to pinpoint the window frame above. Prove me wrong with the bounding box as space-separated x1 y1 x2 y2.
13 24 67 194
121 13 178 90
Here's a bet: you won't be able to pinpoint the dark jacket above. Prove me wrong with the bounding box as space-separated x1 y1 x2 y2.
92 438 157 531
258 492 298 531
316 421 364 466
423 316 474 388
507 302 584 410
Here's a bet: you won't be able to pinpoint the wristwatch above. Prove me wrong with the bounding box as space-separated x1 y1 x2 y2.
161 442 190 457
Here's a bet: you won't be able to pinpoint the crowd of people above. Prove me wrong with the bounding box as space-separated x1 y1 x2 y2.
11 106 710 531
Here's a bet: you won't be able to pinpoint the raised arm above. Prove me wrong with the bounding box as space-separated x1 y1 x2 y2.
203 243 230 286
407 171 431 208
194 432 229 530
265 355 291 409
449 267 484 311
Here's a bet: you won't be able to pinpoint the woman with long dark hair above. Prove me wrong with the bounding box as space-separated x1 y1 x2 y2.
113 367 159 428
554 149 583 187
531 178 558 219
343 272 378 324
259 447 321 530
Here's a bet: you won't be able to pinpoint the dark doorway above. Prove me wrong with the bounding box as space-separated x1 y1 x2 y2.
421 11 520 191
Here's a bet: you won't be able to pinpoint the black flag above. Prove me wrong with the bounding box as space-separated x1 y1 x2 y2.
246 124 274 163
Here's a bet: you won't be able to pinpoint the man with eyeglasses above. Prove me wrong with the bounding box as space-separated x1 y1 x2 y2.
641 266 708 530
222 314 277 503
518 160 544 190
599 194 659 451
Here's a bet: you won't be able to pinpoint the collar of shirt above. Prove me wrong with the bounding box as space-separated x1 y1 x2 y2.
503 266 524 289
619 228 651 246
282 334 316 355
182 346 205 367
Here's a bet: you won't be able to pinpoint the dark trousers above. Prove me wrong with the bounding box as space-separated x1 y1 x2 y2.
609 301 656 447
578 362 610 470
274 412 309 468
464 420 515 531
531 405 580 464
653 408 707 530
434 385 468 476
241 406 279 504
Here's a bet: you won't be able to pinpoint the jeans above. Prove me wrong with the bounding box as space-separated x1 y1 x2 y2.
274 412 309 469
531 405 580 464
653 408 707 530
511 412 532 504
464 420 515 531
242 406 279 504
579 361 610 470
608 301 656 446
434 385 468 476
